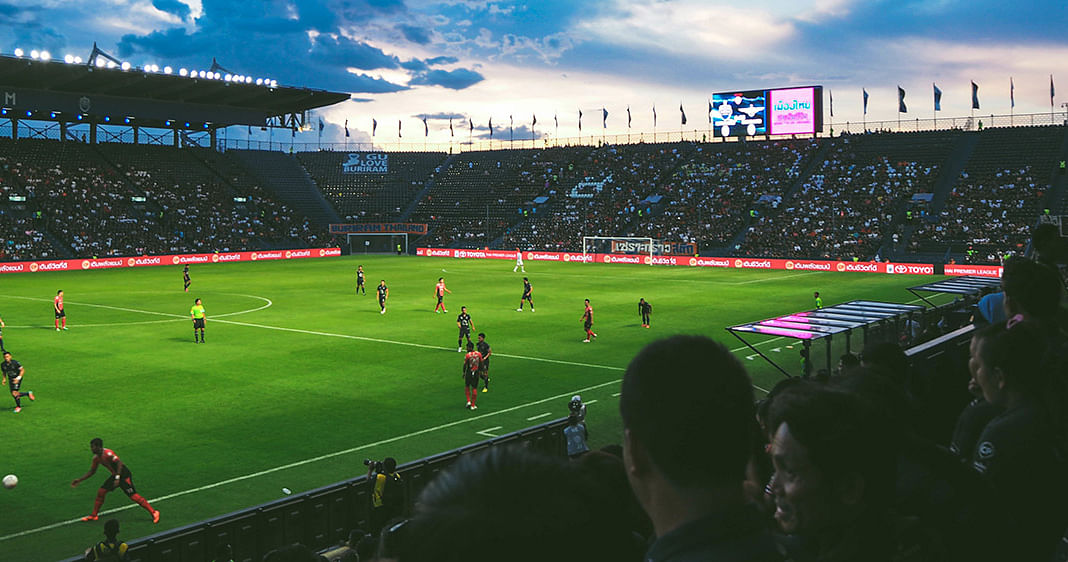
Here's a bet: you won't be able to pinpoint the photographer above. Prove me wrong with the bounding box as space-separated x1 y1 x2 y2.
366 457 405 535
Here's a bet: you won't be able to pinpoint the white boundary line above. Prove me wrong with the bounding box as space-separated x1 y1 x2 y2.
0 294 273 328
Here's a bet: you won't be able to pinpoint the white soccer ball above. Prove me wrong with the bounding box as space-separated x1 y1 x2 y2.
2 474 17 489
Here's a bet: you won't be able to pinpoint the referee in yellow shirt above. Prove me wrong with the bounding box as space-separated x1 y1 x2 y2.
190 298 206 343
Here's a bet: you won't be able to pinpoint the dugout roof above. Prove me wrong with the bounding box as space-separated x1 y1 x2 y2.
0 55 349 130
907 276 1001 307
726 300 924 377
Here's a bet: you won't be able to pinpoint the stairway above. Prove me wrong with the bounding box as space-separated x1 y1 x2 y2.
227 150 341 226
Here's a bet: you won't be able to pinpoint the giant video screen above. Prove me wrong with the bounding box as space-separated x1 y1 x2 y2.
712 85 823 137
768 87 818 135
712 90 767 137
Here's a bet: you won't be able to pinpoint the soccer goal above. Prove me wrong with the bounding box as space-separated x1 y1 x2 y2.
347 233 408 254
582 236 656 262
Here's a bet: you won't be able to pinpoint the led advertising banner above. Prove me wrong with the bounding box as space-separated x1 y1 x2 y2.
712 90 767 137
712 85 822 137
768 87 816 135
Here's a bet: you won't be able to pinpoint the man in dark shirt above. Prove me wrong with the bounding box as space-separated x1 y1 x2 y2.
516 277 534 311
356 265 365 295
476 332 492 393
456 306 473 352
377 280 389 314
638 298 652 328
182 265 191 293
2 351 34 413
621 336 782 561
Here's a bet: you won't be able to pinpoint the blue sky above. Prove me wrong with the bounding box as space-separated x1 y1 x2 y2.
1 0 1065 143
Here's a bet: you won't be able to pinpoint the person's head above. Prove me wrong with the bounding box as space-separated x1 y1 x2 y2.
380 279 385 285
567 413 580 426
194 298 201 306
57 289 63 296
358 265 363 270
477 333 485 342
466 342 474 351
639 297 645 303
103 518 120 540
396 446 642 562
584 298 590 306
969 320 1048 406
768 383 895 537
2 351 10 362
461 306 467 313
383 457 397 473
621 336 755 495
814 291 820 298
523 277 528 282
90 437 104 455
1031 223 1062 258
836 352 861 376
1001 257 1063 321
438 277 444 282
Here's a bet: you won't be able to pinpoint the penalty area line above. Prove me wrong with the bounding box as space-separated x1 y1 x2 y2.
0 378 623 543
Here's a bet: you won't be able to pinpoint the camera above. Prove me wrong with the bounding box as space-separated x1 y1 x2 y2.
364 459 383 472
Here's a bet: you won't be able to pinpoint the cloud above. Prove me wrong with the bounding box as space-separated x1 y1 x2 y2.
410 67 484 89
425 55 458 66
398 23 431 44
343 71 411 93
152 0 191 22
350 97 375 102
309 33 399 71
415 112 468 120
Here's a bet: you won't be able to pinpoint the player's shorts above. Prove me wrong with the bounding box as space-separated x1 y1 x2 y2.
55 310 66 319
584 320 593 330
7 379 19 392
479 360 490 376
193 318 205 329
100 469 137 496
522 292 531 300
379 297 387 306
437 295 444 304
465 370 479 388
459 327 470 338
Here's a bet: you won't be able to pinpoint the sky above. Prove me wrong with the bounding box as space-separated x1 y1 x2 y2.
1 0 1066 146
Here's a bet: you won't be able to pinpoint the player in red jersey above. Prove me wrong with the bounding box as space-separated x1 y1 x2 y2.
463 342 481 410
54 289 67 331
71 438 160 524
434 277 451 313
581 298 597 343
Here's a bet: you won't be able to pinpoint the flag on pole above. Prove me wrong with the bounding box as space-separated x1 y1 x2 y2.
971 81 980 110
1010 78 1015 109
863 89 869 115
449 118 454 137
398 119 402 138
468 118 473 133
653 105 657 127
488 117 493 138
708 99 714 122
898 86 907 113
829 90 834 117
933 84 942 111
372 118 377 136
554 114 558 129
423 116 428 137
680 103 687 125
318 117 324 134
1052 75 1056 107
344 119 349 137
627 106 632 128
532 114 537 127
602 107 608 128
578 110 582 131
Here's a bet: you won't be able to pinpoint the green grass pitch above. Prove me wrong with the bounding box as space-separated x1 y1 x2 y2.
0 255 949 559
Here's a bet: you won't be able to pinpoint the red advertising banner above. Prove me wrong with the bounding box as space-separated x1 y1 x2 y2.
416 248 938 276
0 248 342 275
944 264 1003 278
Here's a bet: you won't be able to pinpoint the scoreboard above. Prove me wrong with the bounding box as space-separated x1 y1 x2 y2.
711 85 823 137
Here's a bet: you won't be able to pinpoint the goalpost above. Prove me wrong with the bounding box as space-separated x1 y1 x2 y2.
347 233 409 254
582 236 656 263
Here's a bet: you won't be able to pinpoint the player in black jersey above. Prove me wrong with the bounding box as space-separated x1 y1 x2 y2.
639 298 652 328
2 351 34 413
517 277 535 312
356 265 366 295
182 265 191 293
456 306 474 351
476 332 492 392
377 280 389 314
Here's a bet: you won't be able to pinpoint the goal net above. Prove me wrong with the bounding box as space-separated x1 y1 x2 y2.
582 236 656 261
347 233 408 254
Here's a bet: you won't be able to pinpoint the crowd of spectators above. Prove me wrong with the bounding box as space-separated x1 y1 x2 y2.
0 140 330 260
739 138 939 260
911 167 1046 263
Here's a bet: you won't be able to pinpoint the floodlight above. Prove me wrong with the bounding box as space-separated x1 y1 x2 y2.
0 109 6 115
124 117 131 124
40 51 50 61
179 68 187 76
30 50 39 59
163 66 172 74
255 78 263 85
95 58 106 68
76 114 83 121
25 111 31 117
184 122 190 127
106 61 116 69
13 48 23 57
246 76 253 84
74 56 82 64
120 61 131 71
49 112 56 118
165 120 172 126
214 72 221 80
224 73 232 81
104 116 110 122
203 123 209 129
64 54 74 64
197 70 205 78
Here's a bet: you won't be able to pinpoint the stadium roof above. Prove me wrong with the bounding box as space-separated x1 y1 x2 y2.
0 54 350 130
906 276 1001 306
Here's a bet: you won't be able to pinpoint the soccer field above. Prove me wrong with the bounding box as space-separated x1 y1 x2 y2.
0 255 948 560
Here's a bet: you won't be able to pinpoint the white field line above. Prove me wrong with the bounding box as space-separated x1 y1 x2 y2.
525 412 552 421
476 426 503 437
